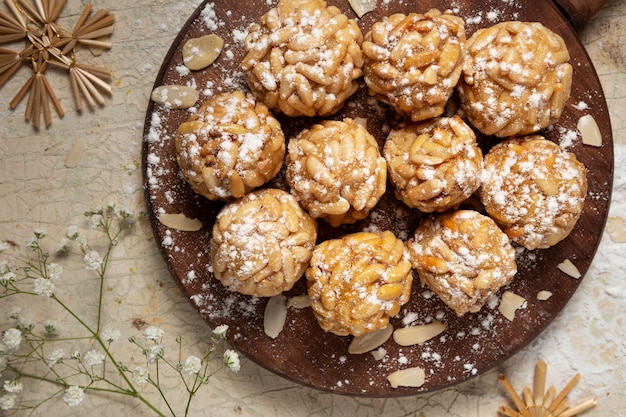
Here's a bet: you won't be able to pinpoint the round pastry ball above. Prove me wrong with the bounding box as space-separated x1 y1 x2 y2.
211 188 318 297
306 230 413 336
384 115 483 213
175 91 285 201
286 118 387 226
457 21 573 137
362 9 466 122
407 210 517 316
479 136 587 250
241 0 363 117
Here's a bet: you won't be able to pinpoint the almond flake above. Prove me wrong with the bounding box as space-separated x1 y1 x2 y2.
264 294 287 339
536 290 553 301
286 294 311 309
151 85 199 109
387 366 426 388
183 34 224 71
498 291 526 322
64 138 85 168
348 323 393 354
371 347 387 361
577 114 602 147
348 0 377 18
158 213 202 231
557 258 582 279
393 321 446 346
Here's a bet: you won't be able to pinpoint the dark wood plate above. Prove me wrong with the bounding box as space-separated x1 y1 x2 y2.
142 0 613 396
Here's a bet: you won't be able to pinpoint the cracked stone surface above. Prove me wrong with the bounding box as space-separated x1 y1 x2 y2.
0 0 624 416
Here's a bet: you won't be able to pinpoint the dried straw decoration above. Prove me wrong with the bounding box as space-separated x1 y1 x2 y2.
499 359 598 417
0 0 115 128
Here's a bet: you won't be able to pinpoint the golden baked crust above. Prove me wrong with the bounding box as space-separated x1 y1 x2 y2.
407 210 517 316
362 9 466 121
457 21 572 137
211 188 317 297
479 136 588 250
241 0 363 117
306 231 413 336
383 115 483 212
285 118 387 226
175 91 285 200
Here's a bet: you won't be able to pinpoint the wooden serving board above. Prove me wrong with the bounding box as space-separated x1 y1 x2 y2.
142 0 613 396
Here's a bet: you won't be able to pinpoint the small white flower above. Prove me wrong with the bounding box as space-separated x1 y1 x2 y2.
0 272 15 285
183 355 202 375
55 237 71 253
33 228 48 239
133 366 149 384
146 344 164 363
34 278 55 297
83 250 103 271
47 349 64 367
142 325 164 341
0 260 9 274
63 385 84 407
0 241 9 253
223 349 240 373
101 328 121 343
2 328 22 352
46 263 63 280
8 307 21 320
43 320 60 335
84 349 105 367
0 394 16 411
90 214 104 229
3 379 22 393
66 225 79 239
25 237 39 251
76 236 88 249
71 350 81 359
212 324 229 337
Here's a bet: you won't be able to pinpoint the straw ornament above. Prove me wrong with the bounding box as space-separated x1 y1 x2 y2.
499 359 598 417
0 0 114 128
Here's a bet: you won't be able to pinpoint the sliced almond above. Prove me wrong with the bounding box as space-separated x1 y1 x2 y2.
387 366 426 388
264 294 287 339
371 347 387 361
348 0 377 18
348 323 393 354
151 85 199 109
498 291 526 322
64 138 85 168
557 258 581 279
577 114 602 147
536 290 553 301
158 213 203 231
286 294 311 309
183 34 224 71
393 321 446 346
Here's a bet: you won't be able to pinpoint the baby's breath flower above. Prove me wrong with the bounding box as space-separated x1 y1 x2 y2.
76 236 88 249
0 394 16 411
3 379 23 393
183 355 202 375
212 324 229 337
0 345 7 372
71 350 81 359
0 241 9 253
146 344 164 363
133 366 149 384
46 263 63 280
101 328 121 343
47 349 64 367
8 307 21 320
0 260 9 274
33 228 48 239
25 237 39 252
63 385 84 407
83 250 103 271
2 328 22 352
89 214 104 229
0 272 15 285
55 237 71 254
142 325 164 341
66 225 79 239
43 320 60 336
223 349 240 373
84 349 105 367
34 278 55 297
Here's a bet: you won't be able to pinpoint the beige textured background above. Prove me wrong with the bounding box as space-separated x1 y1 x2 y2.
0 0 624 416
